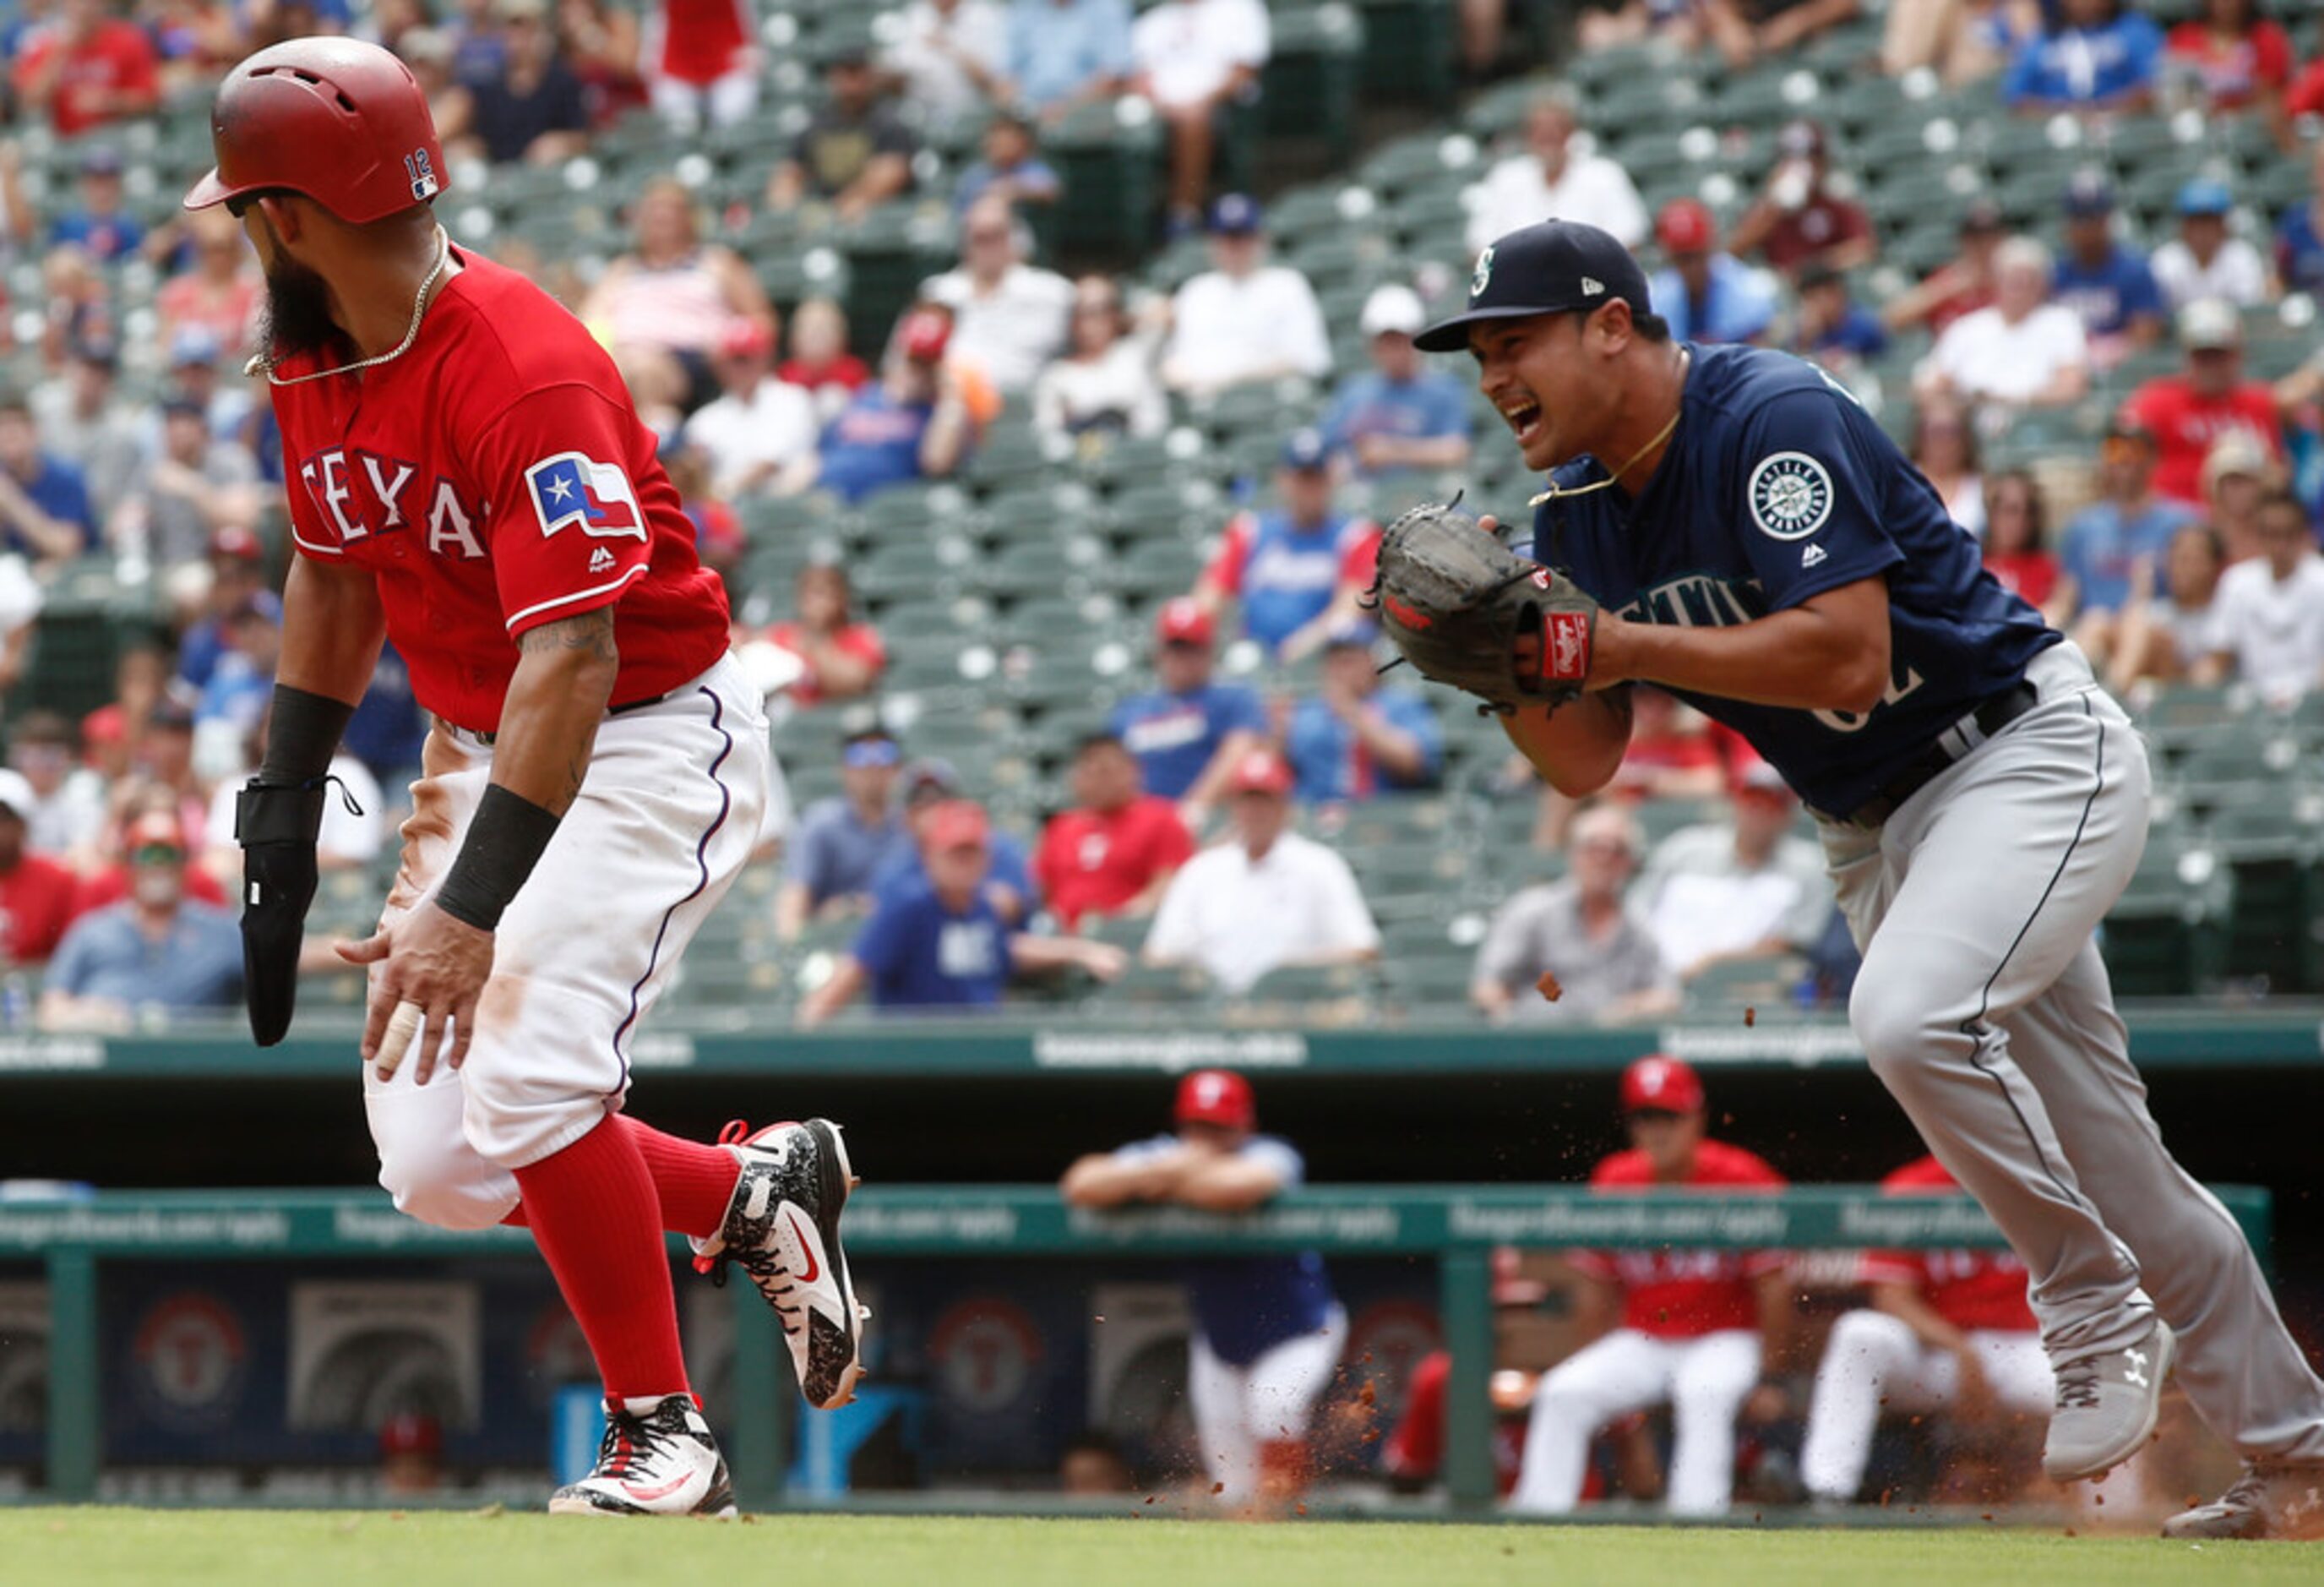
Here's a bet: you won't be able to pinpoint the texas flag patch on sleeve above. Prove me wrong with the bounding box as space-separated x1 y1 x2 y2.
525 453 646 540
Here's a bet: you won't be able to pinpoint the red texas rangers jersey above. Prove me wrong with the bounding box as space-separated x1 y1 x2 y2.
271 247 729 730
1568 1139 1788 1339
1857 1155 2036 1333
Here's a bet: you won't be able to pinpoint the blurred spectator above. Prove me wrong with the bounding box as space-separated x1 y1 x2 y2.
1978 468 2059 610
760 564 885 709
155 207 261 359
886 0 1007 124
159 325 255 448
1033 733 1194 930
1790 264 1887 379
1193 428 1379 662
1884 199 2005 337
1916 237 2090 411
8 713 108 859
2272 141 2324 297
343 646 430 794
775 727 911 941
872 758 1038 925
1880 0 2040 82
1510 1055 1793 1518
1800 1155 2047 1508
41 248 117 373
465 0 592 166
175 527 270 688
1031 274 1167 443
1160 195 1331 397
378 1411 445 1497
2051 416 2199 664
1608 686 1730 800
2151 178 2273 311
1143 749 1379 994
1059 1069 1342 1508
779 297 873 425
107 393 262 572
1319 285 1472 482
683 318 819 499
0 395 96 564
582 177 775 431
1576 0 1710 56
1004 0 1132 121
953 110 1061 220
397 26 480 147
1284 623 1442 804
47 145 144 263
203 716 384 875
448 0 511 86
194 597 283 775
41 810 239 1030
2108 522 2229 692
1058 1431 1137 1494
765 48 916 221
558 0 646 128
1470 801 1675 1024
30 338 143 526
1702 0 1862 70
1108 597 1268 817
1646 200 1778 346
799 799 1122 1021
921 195 1075 394
2050 171 2166 369
2002 0 2163 116
0 771 79 966
1909 395 1985 541
1129 0 1269 229
806 308 975 503
637 0 753 133
2201 428 2278 564
150 0 245 91
1463 88 1647 259
0 550 35 700
1728 120 1875 281
10 0 160 135
661 446 742 577
1635 758 1826 982
2124 297 2284 506
2162 0 2290 112
2204 487 2324 704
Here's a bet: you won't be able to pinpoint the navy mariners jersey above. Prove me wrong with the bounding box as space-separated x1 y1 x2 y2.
1529 343 2059 815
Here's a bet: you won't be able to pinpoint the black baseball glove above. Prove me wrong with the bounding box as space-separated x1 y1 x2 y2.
1366 499 1600 714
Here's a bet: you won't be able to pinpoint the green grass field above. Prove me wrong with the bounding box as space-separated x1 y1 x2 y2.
3 1511 2319 1587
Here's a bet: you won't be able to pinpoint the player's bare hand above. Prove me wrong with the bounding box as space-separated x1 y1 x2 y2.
338 898 496 1083
1741 1381 1791 1424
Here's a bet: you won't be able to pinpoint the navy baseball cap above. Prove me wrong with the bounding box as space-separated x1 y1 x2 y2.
1209 194 1264 236
1279 428 1330 471
2062 171 2115 218
1414 220 1652 353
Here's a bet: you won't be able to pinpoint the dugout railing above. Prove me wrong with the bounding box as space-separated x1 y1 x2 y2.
0 1185 2275 1512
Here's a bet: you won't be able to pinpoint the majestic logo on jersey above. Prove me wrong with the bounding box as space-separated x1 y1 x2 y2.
526 453 645 540
1747 451 1834 541
1471 245 1494 299
588 546 617 574
404 149 439 203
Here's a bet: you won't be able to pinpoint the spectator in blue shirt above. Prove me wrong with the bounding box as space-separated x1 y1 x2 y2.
1285 624 1443 804
2274 141 2324 298
808 308 974 504
2055 413 2200 670
870 757 1040 925
40 810 241 1029
798 799 1124 1022
1646 199 1777 346
1320 285 1473 482
0 395 96 564
1791 264 1889 378
2052 171 2167 368
47 145 144 263
776 727 912 940
1004 0 1133 119
1109 597 1269 817
2004 0 2163 115
194 597 280 768
952 110 1062 220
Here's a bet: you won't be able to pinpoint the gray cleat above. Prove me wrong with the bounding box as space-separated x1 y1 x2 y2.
2041 1318 2176 1483
2161 1464 2324 1541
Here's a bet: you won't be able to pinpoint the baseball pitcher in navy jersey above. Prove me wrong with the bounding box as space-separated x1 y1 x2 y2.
1412 220 2324 1539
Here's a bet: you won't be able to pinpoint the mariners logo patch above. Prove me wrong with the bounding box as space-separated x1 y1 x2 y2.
1747 451 1833 541
1471 244 1495 300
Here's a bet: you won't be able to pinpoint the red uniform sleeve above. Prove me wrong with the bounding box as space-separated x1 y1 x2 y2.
2258 24 2294 89
1857 1250 1923 1288
1379 1350 1449 1478
1337 521 1382 587
2291 61 2324 117
841 624 888 679
1202 515 1255 595
1033 817 1069 905
1149 803 1195 870
471 384 661 635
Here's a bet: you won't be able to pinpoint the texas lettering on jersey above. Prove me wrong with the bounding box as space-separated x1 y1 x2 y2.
295 447 486 559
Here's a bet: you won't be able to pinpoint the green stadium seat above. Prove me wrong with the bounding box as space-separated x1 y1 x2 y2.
1260 4 1366 150
1353 0 1458 108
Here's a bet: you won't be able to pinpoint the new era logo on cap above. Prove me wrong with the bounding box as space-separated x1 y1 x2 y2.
1581 276 1604 297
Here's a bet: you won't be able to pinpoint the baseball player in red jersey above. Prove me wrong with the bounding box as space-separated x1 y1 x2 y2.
188 37 863 1516
1801 1153 2051 1504
1511 1055 1794 1515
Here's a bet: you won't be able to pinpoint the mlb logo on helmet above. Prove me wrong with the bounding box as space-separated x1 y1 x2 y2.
526 452 646 540
405 149 439 203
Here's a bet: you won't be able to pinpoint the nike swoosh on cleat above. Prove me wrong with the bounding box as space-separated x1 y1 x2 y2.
618 1470 697 1504
786 1210 820 1283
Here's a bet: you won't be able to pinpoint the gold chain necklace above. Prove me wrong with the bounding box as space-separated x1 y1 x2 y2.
246 226 454 388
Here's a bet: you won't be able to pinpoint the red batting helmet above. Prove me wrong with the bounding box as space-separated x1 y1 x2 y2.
1620 1055 1705 1115
1175 1069 1256 1131
184 37 449 225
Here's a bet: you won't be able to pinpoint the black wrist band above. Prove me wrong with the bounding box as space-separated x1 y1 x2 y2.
433 785 562 931
259 684 356 784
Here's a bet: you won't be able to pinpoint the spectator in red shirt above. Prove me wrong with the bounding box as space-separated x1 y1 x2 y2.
12 0 161 137
1885 200 2005 338
1727 119 1876 282
0 770 82 964
778 296 874 427
2163 0 2291 112
1511 1055 1794 1517
1608 685 1730 801
759 563 886 710
1979 469 2060 614
155 206 261 360
2124 297 2285 507
1034 733 1195 930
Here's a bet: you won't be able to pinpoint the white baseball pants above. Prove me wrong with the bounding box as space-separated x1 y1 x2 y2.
1511 1326 1760 1515
1800 1311 2051 1501
1188 1307 1349 1503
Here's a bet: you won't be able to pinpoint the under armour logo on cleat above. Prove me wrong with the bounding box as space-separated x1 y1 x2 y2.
2124 1348 2149 1388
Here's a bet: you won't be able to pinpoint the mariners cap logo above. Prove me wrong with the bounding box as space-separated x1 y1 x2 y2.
1471 244 1494 301
1747 450 1835 542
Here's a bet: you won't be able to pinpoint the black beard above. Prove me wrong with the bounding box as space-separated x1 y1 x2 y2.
256 254 342 364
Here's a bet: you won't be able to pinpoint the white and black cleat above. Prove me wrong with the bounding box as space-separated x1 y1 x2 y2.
695 1118 867 1410
548 1393 735 1516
